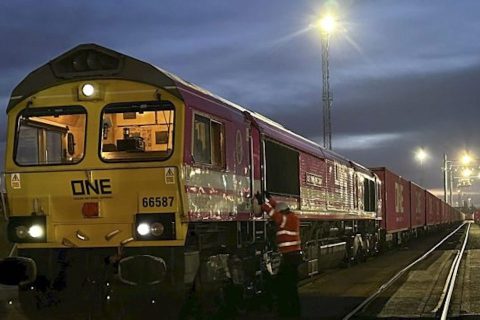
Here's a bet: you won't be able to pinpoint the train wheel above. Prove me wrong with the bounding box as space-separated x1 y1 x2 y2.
179 270 231 319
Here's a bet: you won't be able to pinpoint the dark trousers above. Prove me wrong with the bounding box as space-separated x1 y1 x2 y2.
276 251 302 317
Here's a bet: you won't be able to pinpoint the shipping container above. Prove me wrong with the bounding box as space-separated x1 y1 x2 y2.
372 168 411 233
425 191 440 226
409 182 426 228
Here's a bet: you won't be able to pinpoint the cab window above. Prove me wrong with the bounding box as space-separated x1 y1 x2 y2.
100 101 175 161
15 106 86 166
193 114 225 167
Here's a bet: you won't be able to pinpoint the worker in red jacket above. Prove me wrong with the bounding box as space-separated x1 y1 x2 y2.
261 196 302 318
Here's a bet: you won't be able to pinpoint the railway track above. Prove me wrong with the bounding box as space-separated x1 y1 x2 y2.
343 222 472 319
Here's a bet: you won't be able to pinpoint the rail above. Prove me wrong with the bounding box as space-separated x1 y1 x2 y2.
440 222 471 320
342 222 468 320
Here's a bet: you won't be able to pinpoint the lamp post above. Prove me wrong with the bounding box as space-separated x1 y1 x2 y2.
319 15 336 150
415 148 428 186
443 152 478 206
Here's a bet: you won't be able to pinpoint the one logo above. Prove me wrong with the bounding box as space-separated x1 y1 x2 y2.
71 179 112 196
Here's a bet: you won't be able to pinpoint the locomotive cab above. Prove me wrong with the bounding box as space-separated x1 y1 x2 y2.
1 45 194 317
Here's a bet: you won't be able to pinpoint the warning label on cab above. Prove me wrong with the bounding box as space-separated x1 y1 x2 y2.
165 167 175 184
11 173 21 189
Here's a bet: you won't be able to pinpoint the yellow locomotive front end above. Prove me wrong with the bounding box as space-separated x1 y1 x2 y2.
1 45 191 317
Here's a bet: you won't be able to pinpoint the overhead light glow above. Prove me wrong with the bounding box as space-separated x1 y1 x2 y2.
461 153 473 165
462 168 472 178
319 15 336 34
415 148 428 162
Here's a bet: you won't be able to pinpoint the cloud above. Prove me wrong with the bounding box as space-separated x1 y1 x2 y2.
325 132 407 151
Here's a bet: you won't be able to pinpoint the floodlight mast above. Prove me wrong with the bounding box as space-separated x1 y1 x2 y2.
319 15 335 150
322 33 332 149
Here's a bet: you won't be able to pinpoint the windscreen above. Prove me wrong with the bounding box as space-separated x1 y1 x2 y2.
15 106 86 166
100 101 175 161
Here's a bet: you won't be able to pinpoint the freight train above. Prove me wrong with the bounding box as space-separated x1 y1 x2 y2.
0 44 462 318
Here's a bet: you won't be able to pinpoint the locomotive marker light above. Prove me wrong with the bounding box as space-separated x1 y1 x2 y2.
15 226 28 239
150 222 165 237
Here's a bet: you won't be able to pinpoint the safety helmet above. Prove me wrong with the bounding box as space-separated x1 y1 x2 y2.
276 202 290 213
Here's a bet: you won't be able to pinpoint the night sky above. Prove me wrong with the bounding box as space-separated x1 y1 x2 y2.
1 1 479 204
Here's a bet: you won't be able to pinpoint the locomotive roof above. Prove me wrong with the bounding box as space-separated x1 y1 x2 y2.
6 43 371 175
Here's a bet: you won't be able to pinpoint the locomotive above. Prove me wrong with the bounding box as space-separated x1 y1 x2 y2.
0 44 460 317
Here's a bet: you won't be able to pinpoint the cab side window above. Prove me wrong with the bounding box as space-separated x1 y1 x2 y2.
193 114 225 167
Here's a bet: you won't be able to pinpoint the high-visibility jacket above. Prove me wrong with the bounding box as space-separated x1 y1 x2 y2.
262 200 301 254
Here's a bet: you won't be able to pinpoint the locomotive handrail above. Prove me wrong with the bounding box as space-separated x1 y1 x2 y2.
0 173 7 221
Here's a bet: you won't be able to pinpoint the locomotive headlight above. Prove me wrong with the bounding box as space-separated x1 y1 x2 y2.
78 82 102 101
28 225 44 238
135 213 175 240
8 216 47 243
81 83 95 97
137 223 150 236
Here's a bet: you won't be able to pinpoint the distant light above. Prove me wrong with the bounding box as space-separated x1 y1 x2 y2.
415 148 428 163
461 153 473 165
82 84 95 97
319 15 336 34
462 168 472 178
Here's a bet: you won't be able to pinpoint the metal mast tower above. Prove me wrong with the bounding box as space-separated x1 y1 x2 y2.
322 32 332 150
